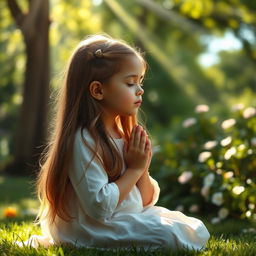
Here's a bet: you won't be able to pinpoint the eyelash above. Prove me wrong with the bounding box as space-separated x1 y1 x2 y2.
127 83 144 87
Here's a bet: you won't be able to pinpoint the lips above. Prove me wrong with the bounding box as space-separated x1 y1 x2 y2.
135 100 142 104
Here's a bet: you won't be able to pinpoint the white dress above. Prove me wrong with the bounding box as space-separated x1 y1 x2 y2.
21 128 210 250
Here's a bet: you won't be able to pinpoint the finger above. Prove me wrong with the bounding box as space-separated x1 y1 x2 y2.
139 130 147 150
129 125 137 148
134 125 141 148
145 137 151 153
144 136 150 150
149 146 153 159
145 132 150 145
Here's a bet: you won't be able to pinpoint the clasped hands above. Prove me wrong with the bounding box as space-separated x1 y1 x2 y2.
124 125 152 174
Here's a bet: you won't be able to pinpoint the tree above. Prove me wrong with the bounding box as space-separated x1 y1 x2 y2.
140 0 256 65
4 0 50 176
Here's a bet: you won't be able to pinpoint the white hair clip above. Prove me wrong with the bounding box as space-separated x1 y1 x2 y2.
94 49 103 58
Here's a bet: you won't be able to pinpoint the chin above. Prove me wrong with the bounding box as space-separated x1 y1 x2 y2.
118 108 138 116
121 111 137 116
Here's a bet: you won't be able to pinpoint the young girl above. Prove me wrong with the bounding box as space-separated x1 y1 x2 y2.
22 34 210 250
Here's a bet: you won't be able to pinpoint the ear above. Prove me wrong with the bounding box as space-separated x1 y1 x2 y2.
89 81 104 100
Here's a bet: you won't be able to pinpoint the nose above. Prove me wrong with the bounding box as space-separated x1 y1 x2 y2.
136 85 144 96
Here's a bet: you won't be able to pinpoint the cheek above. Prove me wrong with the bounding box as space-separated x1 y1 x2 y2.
121 94 134 104
115 88 134 104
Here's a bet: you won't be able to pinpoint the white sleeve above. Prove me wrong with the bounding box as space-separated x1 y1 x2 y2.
68 129 120 220
143 176 160 207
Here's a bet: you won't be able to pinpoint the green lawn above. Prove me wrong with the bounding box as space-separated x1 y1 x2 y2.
1 175 256 256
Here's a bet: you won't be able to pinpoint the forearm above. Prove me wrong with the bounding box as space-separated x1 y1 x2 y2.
114 168 143 206
136 171 154 206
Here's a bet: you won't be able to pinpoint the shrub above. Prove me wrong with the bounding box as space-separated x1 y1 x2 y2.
152 104 256 223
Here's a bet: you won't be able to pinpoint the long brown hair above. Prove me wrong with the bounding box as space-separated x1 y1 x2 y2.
36 34 147 224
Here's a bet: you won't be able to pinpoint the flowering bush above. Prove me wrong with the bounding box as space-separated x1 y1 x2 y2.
152 104 256 223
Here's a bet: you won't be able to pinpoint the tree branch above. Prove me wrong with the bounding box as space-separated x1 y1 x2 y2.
135 0 207 34
22 0 44 39
6 0 26 29
7 0 45 39
237 34 256 65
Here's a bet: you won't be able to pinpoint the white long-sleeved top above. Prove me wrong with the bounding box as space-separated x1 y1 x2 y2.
20 127 210 250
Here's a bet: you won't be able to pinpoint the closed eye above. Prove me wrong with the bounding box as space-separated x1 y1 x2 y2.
127 83 144 87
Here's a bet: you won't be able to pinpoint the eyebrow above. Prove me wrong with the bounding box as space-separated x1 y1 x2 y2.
124 74 144 80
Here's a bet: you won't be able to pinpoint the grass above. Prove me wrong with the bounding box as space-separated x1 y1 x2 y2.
1 175 256 256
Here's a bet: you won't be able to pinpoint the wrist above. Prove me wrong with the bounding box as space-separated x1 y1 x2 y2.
127 167 144 174
142 169 150 177
137 170 150 182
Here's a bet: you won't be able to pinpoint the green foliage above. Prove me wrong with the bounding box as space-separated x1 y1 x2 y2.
152 104 256 222
0 0 104 169
0 1 26 169
204 50 256 109
172 0 256 28
1 0 256 171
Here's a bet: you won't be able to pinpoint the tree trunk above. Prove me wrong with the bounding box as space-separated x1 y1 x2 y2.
5 0 50 176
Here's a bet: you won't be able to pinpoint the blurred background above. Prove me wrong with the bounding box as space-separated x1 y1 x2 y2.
0 0 256 223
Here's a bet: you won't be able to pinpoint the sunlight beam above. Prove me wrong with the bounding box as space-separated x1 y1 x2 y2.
135 0 207 34
104 0 203 102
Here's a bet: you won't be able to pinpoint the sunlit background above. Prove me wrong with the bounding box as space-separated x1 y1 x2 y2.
0 0 256 223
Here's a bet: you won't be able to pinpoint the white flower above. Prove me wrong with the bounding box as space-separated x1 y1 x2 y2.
224 147 236 160
189 204 199 213
218 208 229 219
182 117 197 128
198 151 212 162
238 144 246 151
216 162 223 168
212 192 224 206
231 103 244 111
201 186 210 199
216 169 223 175
203 173 215 187
195 104 209 113
224 171 234 179
211 217 221 224
178 171 193 184
246 211 252 217
248 149 253 154
220 136 232 147
243 107 256 119
251 138 256 147
221 119 236 129
246 179 252 184
175 205 184 212
232 185 245 195
249 204 255 210
204 140 218 150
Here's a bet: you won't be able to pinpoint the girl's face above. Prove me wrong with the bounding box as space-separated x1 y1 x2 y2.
101 55 145 117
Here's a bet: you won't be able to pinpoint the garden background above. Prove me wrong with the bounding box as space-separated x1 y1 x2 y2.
0 0 256 255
